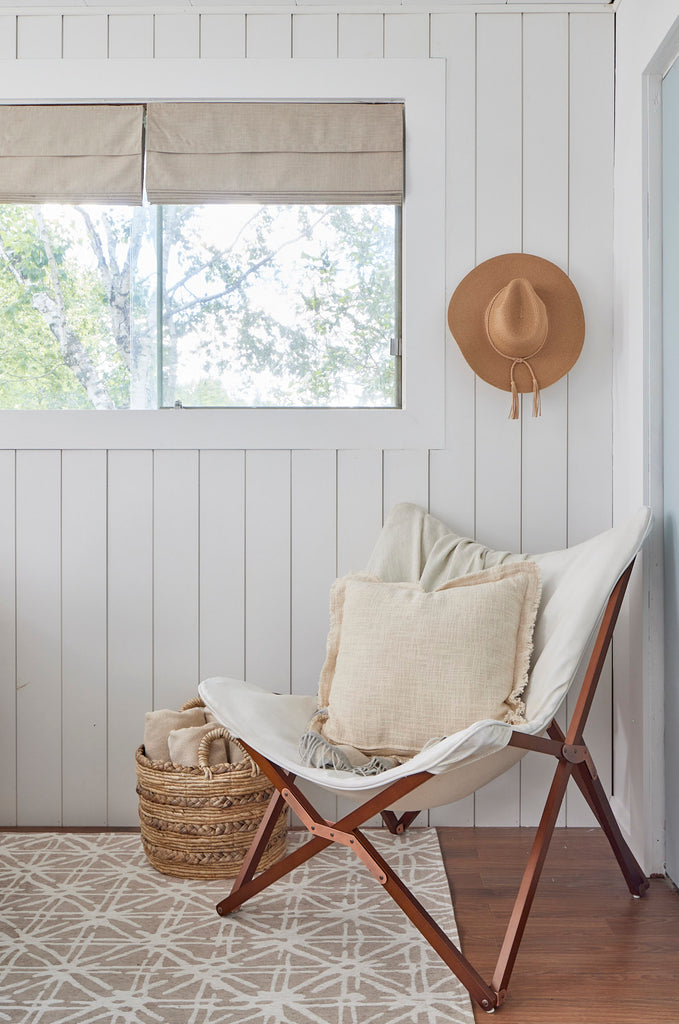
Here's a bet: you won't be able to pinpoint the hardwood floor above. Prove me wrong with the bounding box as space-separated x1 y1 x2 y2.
438 827 679 1024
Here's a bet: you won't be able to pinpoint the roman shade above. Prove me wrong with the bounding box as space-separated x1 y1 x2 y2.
145 102 404 205
0 105 145 204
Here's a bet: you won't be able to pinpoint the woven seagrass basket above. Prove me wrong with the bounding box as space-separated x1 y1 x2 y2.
136 698 287 879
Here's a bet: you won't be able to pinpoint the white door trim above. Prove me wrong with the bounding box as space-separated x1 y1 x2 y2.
641 22 679 873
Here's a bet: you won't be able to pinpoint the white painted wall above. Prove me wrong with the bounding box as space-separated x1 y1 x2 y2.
0 5 617 834
612 0 679 875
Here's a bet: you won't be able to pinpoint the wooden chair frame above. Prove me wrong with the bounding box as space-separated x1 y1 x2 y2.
213 561 649 1013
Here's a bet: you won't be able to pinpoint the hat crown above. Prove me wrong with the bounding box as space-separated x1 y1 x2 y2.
486 277 548 359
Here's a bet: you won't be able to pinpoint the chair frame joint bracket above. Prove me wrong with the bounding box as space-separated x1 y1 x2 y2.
561 743 598 779
280 786 387 884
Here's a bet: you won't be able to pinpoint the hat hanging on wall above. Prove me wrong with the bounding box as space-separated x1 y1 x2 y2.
447 253 585 419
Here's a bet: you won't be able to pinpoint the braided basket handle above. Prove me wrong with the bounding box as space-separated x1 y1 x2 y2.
197 726 259 780
180 696 205 712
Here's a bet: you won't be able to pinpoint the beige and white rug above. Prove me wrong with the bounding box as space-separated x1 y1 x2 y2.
0 829 474 1024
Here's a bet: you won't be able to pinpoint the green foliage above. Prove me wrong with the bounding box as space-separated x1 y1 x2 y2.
0 201 399 410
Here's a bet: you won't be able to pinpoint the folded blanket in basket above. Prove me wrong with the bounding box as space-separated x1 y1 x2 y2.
168 723 229 767
144 707 206 762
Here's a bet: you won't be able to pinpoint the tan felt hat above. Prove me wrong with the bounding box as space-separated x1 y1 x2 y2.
447 253 585 418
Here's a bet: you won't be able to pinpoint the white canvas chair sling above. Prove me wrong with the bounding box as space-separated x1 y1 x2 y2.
199 507 652 1014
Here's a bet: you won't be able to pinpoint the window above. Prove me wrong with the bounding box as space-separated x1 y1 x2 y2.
0 100 402 412
0 58 444 449
0 201 399 411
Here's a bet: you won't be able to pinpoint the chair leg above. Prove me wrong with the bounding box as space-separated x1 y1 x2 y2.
217 829 333 917
492 757 572 997
352 828 498 1013
381 810 421 834
571 762 649 897
229 788 290 895
216 757 433 918
547 721 649 897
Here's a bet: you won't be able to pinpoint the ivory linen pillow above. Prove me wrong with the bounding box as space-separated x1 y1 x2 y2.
318 562 542 757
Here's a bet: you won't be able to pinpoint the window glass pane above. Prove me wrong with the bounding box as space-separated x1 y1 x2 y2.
0 202 399 411
0 204 156 410
161 204 400 409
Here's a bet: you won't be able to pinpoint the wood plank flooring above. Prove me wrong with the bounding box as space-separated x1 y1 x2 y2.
438 827 679 1024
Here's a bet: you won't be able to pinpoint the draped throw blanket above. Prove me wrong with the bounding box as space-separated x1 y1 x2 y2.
299 503 530 774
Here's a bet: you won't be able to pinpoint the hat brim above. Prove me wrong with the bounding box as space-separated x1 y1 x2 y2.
447 253 585 394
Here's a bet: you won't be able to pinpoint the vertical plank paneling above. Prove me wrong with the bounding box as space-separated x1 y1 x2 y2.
475 12 523 554
476 14 523 263
62 451 107 825
291 451 336 696
63 16 107 60
108 451 153 827
108 15 154 59
200 14 245 59
430 12 477 550
199 450 245 682
336 449 382 827
246 14 291 58
384 14 429 58
519 12 569 827
0 9 619 835
291 451 337 824
474 13 523 827
154 450 199 711
521 12 569 556
336 450 382 576
16 451 61 825
338 14 383 58
245 451 291 692
17 16 61 59
154 15 199 59
427 11 477 832
567 12 615 825
0 452 15 825
568 13 614 546
382 450 429 519
0 16 16 60
292 14 336 59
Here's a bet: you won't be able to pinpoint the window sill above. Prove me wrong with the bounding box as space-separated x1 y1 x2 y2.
0 405 441 450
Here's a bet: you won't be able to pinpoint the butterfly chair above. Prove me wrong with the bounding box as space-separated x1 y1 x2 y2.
199 504 652 1014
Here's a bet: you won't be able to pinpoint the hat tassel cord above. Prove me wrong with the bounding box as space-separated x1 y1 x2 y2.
510 378 520 420
508 360 541 420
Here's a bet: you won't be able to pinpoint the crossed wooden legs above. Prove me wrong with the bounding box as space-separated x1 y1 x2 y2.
214 560 649 1012
216 729 648 1012
216 748 500 1012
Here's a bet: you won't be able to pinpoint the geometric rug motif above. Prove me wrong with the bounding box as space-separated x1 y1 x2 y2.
0 829 474 1024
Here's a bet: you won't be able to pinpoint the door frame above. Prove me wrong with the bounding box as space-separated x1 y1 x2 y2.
642 22 679 875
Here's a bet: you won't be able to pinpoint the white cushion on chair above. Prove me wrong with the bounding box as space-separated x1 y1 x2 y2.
318 564 541 756
199 506 652 811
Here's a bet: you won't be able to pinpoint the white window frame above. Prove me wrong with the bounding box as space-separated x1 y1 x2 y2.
0 58 445 450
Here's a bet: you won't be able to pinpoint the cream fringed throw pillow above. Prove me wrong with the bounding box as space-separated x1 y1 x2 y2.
318 563 542 757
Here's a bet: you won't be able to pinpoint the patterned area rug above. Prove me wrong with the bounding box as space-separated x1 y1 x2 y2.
0 829 474 1024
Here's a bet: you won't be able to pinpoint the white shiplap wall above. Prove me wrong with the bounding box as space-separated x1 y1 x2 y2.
0 7 615 828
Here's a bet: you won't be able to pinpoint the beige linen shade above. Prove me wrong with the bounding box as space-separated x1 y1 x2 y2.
0 104 144 204
145 102 404 205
